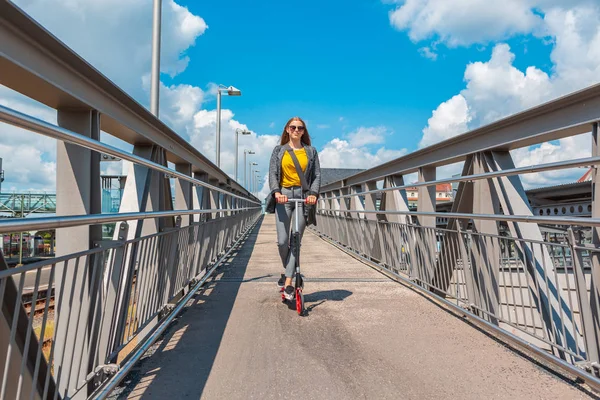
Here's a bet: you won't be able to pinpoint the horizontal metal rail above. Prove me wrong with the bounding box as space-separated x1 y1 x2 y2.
320 156 600 200
0 207 260 233
0 105 259 204
319 209 600 227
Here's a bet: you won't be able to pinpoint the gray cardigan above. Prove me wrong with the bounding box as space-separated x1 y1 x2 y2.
266 144 321 212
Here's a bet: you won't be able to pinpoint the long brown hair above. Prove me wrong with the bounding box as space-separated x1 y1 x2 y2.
279 116 311 146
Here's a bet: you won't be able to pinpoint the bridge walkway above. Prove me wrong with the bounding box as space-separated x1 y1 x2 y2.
110 215 589 400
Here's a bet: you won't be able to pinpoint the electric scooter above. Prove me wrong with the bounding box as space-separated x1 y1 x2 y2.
281 198 306 316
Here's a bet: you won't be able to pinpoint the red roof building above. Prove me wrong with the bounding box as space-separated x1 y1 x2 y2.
578 167 593 183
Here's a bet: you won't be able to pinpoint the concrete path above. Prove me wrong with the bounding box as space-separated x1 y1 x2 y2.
111 215 594 400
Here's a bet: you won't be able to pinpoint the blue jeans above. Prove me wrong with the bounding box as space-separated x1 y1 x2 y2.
275 187 306 278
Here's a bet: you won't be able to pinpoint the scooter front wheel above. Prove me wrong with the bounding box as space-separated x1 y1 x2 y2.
295 288 304 316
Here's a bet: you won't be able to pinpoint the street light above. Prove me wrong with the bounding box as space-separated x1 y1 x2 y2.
253 171 260 196
249 162 258 192
150 0 162 116
255 175 263 197
244 149 255 189
216 84 242 168
235 128 251 182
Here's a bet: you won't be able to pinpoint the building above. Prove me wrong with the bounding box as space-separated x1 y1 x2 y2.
578 167 592 183
404 183 453 208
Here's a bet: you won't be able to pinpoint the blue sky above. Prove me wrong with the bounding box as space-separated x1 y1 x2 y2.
1 0 598 194
170 0 554 151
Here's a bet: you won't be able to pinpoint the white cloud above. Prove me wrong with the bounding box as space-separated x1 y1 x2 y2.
420 94 470 148
11 0 207 100
319 138 407 169
511 134 592 188
389 0 542 47
1 0 208 193
0 86 57 192
347 126 389 147
316 124 330 129
418 46 438 60
412 2 600 186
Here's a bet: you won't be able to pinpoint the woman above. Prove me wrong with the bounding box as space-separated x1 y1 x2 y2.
266 117 321 301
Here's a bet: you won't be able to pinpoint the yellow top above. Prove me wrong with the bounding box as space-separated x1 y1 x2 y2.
281 148 308 187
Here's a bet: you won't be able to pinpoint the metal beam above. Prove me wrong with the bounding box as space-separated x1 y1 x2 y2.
55 108 102 398
591 122 600 360
175 164 193 227
320 89 600 192
485 151 581 359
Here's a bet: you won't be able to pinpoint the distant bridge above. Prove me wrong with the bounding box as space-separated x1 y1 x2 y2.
0 192 56 216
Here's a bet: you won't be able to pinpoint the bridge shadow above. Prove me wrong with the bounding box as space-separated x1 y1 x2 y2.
112 218 263 400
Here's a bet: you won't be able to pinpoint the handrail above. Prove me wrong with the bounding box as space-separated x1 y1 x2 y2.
320 156 600 200
0 207 260 233
321 208 600 227
320 86 600 191
0 105 260 205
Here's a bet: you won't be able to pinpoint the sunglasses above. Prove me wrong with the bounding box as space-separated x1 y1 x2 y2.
289 125 305 132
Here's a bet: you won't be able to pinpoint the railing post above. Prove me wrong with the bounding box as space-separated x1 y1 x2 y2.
417 167 436 227
591 122 600 352
363 180 381 263
54 108 102 398
471 153 501 324
193 172 209 223
380 175 413 278
93 222 130 366
339 187 351 246
350 185 365 254
175 163 193 227
567 228 600 368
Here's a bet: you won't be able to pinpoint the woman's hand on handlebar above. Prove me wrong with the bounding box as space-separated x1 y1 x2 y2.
275 192 288 204
306 195 317 205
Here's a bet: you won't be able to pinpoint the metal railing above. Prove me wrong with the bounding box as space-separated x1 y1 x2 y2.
0 2 262 399
311 84 600 389
0 209 261 400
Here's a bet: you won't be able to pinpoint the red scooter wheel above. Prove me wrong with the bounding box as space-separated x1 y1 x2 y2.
296 288 304 315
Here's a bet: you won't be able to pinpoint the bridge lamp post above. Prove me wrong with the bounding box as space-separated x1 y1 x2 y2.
216 85 242 168
0 157 4 194
255 175 263 197
253 171 260 197
150 0 162 116
244 150 255 189
249 162 258 193
235 129 251 182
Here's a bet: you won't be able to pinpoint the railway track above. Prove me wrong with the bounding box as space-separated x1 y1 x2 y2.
22 286 55 317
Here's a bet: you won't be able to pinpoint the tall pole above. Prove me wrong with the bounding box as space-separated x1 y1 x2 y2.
0 157 3 194
250 164 254 193
150 0 162 116
235 131 239 181
249 162 252 192
216 91 222 167
244 151 247 188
